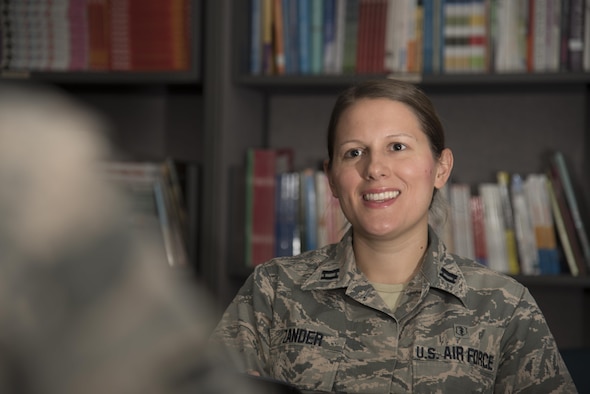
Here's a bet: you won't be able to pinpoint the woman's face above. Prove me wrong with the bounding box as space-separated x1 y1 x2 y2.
326 98 452 242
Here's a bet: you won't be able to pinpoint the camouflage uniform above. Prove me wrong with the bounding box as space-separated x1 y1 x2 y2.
212 227 577 393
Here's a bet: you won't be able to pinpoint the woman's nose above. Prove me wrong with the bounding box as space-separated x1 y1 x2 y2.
364 153 389 180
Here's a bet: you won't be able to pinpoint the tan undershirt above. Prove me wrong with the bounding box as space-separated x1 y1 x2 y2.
370 282 408 311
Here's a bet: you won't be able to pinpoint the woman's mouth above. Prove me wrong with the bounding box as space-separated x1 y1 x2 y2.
362 190 400 202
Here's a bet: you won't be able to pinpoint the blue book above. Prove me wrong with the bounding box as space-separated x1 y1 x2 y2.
300 169 318 252
250 0 262 74
322 0 336 73
275 172 301 257
310 0 324 74
422 0 434 74
298 0 311 74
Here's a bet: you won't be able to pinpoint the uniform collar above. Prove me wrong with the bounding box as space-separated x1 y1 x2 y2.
301 226 468 307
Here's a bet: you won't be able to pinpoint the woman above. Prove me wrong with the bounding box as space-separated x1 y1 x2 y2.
211 79 576 393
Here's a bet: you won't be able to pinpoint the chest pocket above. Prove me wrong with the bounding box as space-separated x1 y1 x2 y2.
269 325 345 392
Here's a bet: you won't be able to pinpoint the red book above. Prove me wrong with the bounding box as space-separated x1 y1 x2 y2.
245 149 278 267
87 0 111 70
471 195 488 267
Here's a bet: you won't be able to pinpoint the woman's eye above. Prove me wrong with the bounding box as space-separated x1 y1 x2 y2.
344 148 363 158
391 143 406 151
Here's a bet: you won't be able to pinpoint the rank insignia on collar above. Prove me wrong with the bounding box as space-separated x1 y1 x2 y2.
320 268 339 280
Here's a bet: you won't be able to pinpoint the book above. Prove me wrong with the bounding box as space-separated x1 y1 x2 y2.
299 168 318 252
310 0 324 74
333 0 347 74
100 160 189 267
284 0 300 74
525 174 561 275
546 175 584 276
275 172 301 257
450 183 475 259
479 183 510 273
510 173 539 275
322 0 337 74
496 171 520 275
342 0 360 73
568 0 586 71
273 0 286 74
250 0 262 74
245 149 278 267
551 151 590 272
422 0 436 74
298 0 312 74
87 0 111 70
470 195 488 267
262 0 274 74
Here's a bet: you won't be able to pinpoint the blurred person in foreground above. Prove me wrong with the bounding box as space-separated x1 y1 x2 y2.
211 79 576 393
0 82 260 394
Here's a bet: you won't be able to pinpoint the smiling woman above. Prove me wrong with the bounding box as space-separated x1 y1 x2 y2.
210 79 577 393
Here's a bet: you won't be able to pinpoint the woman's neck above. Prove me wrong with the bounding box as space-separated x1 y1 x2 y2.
352 229 428 285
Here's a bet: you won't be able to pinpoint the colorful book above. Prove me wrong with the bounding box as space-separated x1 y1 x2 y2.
273 0 286 74
525 174 561 275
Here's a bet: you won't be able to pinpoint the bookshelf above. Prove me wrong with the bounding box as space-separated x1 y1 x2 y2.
198 0 590 349
0 0 204 276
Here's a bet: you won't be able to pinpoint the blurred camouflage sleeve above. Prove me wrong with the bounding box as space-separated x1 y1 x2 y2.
210 265 276 376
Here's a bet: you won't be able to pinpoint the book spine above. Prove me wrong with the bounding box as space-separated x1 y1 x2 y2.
568 0 585 71
310 0 324 74
342 0 359 73
470 195 488 267
298 0 311 74
250 0 262 74
422 0 435 74
245 149 277 267
479 183 510 273
450 183 475 259
511 174 539 275
273 0 286 74
553 151 590 271
525 174 560 275
497 171 520 275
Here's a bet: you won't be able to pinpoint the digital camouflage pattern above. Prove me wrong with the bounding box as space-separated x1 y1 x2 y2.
212 227 577 393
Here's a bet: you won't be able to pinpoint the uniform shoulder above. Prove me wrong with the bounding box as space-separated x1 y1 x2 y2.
253 244 336 283
451 253 526 296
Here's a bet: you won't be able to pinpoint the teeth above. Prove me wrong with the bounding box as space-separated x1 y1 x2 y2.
363 191 400 201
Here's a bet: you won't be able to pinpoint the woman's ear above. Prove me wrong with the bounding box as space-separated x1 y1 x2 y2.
323 159 338 198
434 148 454 189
